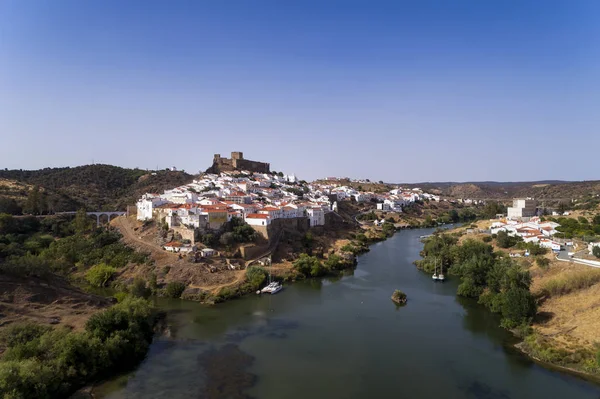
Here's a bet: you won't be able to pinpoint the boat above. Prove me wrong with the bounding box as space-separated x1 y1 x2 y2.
432 259 439 280
261 281 282 294
260 256 283 294
438 266 445 282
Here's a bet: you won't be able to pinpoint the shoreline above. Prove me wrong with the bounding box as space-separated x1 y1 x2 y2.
415 223 600 382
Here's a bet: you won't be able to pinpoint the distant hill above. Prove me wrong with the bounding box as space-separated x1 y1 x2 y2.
0 165 194 213
399 180 600 203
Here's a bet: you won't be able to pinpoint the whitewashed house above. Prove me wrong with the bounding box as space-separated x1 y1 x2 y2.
137 194 169 221
306 207 325 226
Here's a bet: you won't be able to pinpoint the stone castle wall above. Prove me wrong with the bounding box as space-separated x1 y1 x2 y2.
206 152 270 174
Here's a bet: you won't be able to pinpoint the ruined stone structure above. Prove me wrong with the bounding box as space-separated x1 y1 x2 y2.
206 151 270 174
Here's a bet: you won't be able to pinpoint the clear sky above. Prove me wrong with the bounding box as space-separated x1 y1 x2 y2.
1 1 599 183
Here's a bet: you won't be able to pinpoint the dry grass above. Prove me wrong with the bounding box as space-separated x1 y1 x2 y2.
542 269 600 297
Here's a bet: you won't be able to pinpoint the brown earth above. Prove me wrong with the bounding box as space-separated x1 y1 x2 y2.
530 259 600 349
111 216 249 294
0 274 112 352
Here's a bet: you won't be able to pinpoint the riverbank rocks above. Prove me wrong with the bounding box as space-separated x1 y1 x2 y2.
391 289 407 305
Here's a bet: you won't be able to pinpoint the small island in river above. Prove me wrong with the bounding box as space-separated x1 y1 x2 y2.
391 289 407 305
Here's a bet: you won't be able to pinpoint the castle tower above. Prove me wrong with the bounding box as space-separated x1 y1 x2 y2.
231 151 243 160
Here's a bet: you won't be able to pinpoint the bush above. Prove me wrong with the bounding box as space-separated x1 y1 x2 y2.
496 231 522 248
85 264 117 287
130 278 151 299
246 266 267 289
501 287 536 328
536 257 550 269
164 281 186 298
293 253 326 277
0 298 155 398
593 245 600 259
391 289 407 304
482 236 493 243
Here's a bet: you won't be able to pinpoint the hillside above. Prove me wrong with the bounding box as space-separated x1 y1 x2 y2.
0 165 194 212
401 180 600 204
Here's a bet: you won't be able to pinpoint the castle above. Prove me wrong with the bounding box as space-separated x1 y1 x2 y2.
206 151 270 174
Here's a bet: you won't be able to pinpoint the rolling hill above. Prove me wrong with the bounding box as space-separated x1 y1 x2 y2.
0 165 194 213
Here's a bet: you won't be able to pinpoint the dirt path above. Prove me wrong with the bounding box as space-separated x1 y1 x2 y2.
111 216 177 264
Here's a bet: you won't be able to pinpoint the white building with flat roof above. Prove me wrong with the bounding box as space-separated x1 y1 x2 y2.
507 198 537 219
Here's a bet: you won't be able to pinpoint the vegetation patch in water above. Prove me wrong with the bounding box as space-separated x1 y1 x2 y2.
391 289 407 305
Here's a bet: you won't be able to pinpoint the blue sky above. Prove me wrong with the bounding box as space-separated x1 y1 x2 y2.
1 1 599 182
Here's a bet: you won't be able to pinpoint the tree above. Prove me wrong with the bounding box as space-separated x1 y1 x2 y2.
73 208 93 234
245 266 267 289
86 264 117 287
496 230 521 248
482 201 507 219
23 185 41 215
0 197 22 215
130 278 151 299
164 282 186 298
219 232 235 246
201 233 216 247
557 202 569 214
501 287 536 328
293 254 325 277
593 245 600 259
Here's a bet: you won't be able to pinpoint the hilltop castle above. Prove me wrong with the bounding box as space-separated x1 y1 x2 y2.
206 151 270 174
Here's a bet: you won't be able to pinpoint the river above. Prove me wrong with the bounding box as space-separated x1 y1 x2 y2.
94 227 600 399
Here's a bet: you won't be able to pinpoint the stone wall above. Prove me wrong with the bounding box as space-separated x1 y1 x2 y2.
232 159 270 173
172 225 196 244
250 217 310 241
239 243 269 260
206 152 270 174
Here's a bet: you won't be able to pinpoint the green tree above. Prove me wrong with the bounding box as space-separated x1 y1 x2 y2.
130 278 151 299
23 185 41 215
557 202 569 214
501 287 537 328
293 253 325 277
245 266 268 289
496 230 521 248
0 197 22 215
85 264 117 287
482 201 507 219
73 208 93 234
164 282 186 298
593 245 600 259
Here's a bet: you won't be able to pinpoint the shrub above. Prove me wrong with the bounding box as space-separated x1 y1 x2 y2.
293 253 325 277
593 246 600 259
246 266 267 289
391 289 407 304
85 264 117 287
535 257 550 269
130 278 151 299
0 298 155 398
164 281 186 298
324 254 345 270
482 236 493 243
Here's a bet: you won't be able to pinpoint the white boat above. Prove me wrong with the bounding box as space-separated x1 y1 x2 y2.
438 271 445 282
261 282 282 294
269 283 283 294
432 259 439 280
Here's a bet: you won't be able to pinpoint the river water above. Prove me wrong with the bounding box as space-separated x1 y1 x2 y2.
95 228 600 399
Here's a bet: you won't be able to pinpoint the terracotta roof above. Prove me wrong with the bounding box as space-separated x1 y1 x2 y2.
246 213 269 219
164 241 182 247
